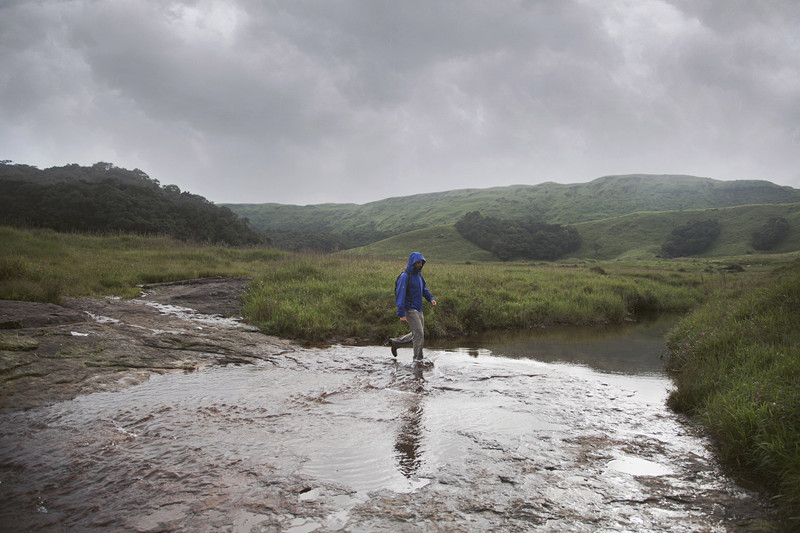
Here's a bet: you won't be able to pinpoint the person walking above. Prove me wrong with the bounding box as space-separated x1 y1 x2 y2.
389 252 436 363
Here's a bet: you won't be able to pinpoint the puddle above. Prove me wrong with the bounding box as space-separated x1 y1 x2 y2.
0 320 773 531
607 455 675 477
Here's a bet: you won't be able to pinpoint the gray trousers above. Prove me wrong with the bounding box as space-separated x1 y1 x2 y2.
391 309 425 360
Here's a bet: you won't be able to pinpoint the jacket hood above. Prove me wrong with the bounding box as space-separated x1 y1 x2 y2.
406 252 426 272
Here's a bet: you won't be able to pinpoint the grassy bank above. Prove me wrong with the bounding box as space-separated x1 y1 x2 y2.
665 260 800 524
242 254 728 342
0 226 284 302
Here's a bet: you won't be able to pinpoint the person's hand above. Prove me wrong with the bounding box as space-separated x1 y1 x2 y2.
400 316 408 322
431 299 437 307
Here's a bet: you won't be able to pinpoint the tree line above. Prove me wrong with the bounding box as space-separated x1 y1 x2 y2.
659 217 789 257
455 211 582 261
0 162 265 246
456 210 790 261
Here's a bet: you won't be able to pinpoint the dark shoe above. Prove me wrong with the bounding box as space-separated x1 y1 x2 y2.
390 341 398 357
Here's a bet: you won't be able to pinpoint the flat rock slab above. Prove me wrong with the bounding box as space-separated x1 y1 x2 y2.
140 276 252 317
0 300 88 329
0 278 293 412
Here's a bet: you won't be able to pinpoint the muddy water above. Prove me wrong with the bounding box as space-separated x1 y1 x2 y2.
0 318 771 532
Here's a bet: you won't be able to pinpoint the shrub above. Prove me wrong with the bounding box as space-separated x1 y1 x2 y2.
751 217 789 250
661 219 721 257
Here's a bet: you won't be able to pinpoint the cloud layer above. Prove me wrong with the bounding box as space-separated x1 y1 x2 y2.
2 0 798 204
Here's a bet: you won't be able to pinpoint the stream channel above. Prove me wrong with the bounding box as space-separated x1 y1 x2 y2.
1 311 774 532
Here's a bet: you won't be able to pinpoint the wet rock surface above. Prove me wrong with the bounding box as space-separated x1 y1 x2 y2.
0 277 291 412
0 279 777 531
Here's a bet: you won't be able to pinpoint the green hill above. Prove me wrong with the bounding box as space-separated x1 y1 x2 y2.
226 175 800 245
572 203 800 260
345 203 800 262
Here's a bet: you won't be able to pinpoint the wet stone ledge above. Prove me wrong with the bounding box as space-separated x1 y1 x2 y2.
0 278 294 412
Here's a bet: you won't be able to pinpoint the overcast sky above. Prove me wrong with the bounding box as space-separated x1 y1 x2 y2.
1 1 799 205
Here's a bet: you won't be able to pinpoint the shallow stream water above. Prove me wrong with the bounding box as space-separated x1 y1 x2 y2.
0 316 771 531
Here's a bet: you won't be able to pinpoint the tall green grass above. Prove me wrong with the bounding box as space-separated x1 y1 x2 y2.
242 254 716 342
2 226 785 344
0 226 284 302
666 260 800 524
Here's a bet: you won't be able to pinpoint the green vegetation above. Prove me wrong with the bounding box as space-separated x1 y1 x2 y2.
665 260 800 523
6 162 798 261
0 332 39 351
455 211 582 261
242 254 722 342
341 225 497 263
0 226 282 303
346 203 800 262
267 229 349 253
572 204 800 260
3 225 722 341
226 175 800 248
1 162 264 246
661 219 721 258
752 217 790 251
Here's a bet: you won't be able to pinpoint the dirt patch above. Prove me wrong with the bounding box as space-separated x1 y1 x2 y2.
0 277 295 412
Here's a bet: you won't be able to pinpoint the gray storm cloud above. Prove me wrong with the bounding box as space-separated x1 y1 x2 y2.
1 0 798 204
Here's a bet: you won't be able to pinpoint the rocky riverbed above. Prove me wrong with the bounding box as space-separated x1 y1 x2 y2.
0 278 776 531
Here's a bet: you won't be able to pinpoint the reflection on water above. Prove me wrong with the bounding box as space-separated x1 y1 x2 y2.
394 394 424 478
432 314 680 375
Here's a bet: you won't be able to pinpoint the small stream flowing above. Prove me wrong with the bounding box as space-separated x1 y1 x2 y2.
0 316 770 532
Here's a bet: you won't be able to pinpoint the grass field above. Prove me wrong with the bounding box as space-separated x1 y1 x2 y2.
0 225 779 341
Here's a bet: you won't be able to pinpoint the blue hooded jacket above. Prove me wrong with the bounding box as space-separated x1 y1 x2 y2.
395 252 434 318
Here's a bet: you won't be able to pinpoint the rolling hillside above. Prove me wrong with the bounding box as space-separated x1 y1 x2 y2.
344 203 800 262
5 162 797 261
226 174 800 239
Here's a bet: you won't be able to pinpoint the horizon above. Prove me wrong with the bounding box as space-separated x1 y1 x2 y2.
7 160 798 208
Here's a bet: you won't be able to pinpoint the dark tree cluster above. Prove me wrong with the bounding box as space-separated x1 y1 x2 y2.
661 219 721 257
0 162 266 246
455 211 582 261
751 217 789 250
